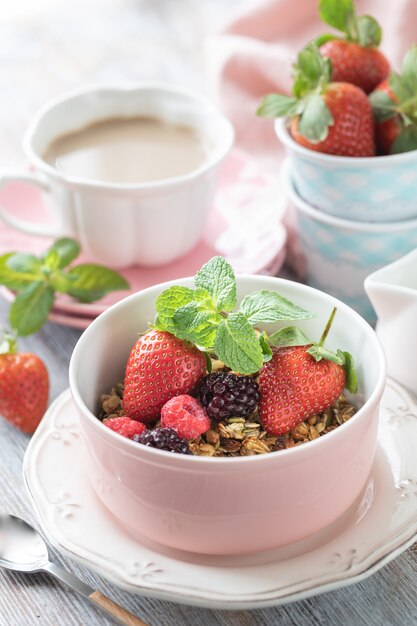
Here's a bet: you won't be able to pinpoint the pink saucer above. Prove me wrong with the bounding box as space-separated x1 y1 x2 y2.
0 150 287 326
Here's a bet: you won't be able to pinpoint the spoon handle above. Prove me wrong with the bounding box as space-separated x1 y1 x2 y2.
43 561 148 625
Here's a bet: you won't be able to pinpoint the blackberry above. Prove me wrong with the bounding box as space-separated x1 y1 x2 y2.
197 372 260 420
133 427 191 455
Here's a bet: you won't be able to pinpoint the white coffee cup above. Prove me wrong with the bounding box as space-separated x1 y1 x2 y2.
0 83 234 268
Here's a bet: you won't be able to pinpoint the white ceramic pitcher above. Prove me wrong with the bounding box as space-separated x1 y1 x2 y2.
364 248 417 395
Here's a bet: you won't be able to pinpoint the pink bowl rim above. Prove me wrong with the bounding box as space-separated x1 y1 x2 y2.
275 117 417 166
69 274 387 467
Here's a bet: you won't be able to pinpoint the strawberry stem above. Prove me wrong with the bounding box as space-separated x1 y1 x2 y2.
318 307 337 347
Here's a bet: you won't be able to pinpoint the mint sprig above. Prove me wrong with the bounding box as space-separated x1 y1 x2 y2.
0 238 130 336
154 256 315 374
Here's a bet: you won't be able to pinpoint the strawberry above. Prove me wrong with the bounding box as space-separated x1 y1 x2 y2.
122 329 206 423
290 82 375 156
258 308 357 436
317 0 389 94
257 42 375 156
258 345 345 436
369 46 417 155
0 332 49 434
161 395 210 440
103 416 147 439
320 41 389 96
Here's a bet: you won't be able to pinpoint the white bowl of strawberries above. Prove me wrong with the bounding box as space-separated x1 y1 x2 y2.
69 257 386 555
258 0 417 222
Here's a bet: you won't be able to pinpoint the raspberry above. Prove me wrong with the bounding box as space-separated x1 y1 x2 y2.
197 372 260 420
134 427 191 454
104 416 147 439
161 394 210 440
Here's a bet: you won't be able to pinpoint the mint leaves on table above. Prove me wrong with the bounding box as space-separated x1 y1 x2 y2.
0 238 130 336
154 256 317 375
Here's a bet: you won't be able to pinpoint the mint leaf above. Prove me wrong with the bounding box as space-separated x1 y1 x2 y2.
9 281 54 336
402 44 417 94
0 253 38 290
307 344 345 364
356 15 381 47
257 94 298 118
319 0 356 37
204 352 212 374
195 256 236 312
298 93 333 143
66 264 129 303
391 126 417 154
342 351 358 393
369 89 397 122
43 249 60 270
214 312 263 374
49 271 73 294
44 238 80 269
7 253 42 275
240 290 316 324
173 302 221 349
259 332 273 362
269 326 311 347
155 286 196 333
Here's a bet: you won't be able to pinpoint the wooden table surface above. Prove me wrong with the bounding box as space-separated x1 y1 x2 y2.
1 1 417 625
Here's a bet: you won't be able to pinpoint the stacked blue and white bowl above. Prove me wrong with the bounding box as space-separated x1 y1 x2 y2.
276 119 417 323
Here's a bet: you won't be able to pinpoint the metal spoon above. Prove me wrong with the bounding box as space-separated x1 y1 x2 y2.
0 514 148 626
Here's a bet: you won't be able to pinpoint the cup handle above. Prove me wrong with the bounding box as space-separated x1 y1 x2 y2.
0 169 63 237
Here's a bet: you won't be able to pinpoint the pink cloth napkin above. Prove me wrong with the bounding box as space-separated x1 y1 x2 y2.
209 0 417 168
208 0 417 274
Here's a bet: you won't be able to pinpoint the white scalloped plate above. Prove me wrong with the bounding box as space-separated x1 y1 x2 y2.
23 379 417 610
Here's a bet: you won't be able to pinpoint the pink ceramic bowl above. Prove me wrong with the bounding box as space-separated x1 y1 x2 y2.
69 275 386 555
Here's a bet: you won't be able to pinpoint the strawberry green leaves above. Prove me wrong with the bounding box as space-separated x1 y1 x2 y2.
319 0 381 48
256 94 299 118
319 0 356 35
298 93 334 142
293 42 332 98
0 238 130 336
268 326 311 348
257 42 334 144
305 308 358 394
154 256 315 374
369 44 417 152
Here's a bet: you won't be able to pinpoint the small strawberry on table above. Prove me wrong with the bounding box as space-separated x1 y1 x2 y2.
0 330 49 434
